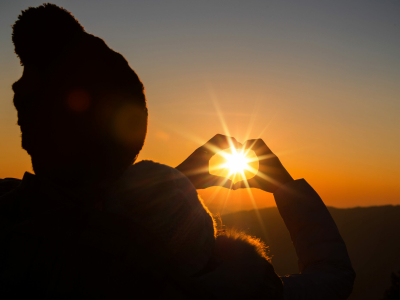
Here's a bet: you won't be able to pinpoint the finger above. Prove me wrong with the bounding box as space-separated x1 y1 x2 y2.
206 175 234 189
209 134 241 150
244 139 273 157
180 165 210 177
204 134 242 157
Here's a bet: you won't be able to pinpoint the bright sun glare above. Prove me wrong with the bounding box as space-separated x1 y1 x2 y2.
224 152 250 175
186 96 274 238
188 97 274 238
209 146 259 184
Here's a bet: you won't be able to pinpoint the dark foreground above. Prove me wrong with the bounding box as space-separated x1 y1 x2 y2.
219 205 400 300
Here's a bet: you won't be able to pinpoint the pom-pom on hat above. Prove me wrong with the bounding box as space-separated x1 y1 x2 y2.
12 3 84 68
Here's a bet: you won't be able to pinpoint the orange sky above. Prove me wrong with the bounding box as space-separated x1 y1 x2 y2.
1 1 399 210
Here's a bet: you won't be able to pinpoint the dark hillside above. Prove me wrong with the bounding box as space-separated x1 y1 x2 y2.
220 205 400 300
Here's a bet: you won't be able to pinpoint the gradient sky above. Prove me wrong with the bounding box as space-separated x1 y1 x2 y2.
1 0 399 210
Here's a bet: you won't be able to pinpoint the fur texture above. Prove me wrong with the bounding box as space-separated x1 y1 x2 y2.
175 231 285 300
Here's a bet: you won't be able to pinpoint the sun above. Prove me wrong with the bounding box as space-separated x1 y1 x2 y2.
209 147 259 183
224 152 250 175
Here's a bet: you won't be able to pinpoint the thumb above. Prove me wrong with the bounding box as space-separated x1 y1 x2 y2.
207 175 234 189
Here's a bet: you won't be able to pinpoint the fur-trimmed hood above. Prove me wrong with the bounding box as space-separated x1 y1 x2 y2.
168 231 284 300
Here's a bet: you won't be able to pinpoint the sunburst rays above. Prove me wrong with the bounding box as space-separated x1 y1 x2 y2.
205 90 279 242
167 89 286 241
209 147 258 182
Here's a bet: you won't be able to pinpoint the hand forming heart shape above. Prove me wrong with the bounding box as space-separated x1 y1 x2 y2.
176 134 293 193
176 134 241 189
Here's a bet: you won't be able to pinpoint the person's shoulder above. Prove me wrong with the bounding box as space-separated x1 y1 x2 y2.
0 177 22 198
120 160 191 188
126 160 184 176
0 177 24 225
107 160 196 212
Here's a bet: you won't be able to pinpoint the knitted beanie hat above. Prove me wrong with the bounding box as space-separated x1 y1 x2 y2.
107 160 216 276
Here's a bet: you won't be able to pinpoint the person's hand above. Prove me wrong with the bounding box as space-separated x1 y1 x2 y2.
176 134 241 189
233 139 293 193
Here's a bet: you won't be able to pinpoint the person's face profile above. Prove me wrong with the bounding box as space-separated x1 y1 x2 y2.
12 65 45 98
12 64 72 170
12 64 47 121
12 65 48 150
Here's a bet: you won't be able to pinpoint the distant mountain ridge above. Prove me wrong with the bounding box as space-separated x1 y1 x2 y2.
218 205 400 300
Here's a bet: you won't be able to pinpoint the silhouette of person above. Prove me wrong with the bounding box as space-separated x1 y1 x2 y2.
0 4 354 300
